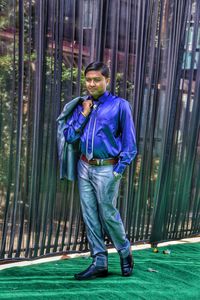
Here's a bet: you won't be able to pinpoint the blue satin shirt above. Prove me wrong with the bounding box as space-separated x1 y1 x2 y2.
63 91 137 174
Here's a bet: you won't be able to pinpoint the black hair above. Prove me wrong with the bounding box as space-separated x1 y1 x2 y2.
84 61 110 78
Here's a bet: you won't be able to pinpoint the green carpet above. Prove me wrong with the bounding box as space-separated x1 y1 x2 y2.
0 242 200 300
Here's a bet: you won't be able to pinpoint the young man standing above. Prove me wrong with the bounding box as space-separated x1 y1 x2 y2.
63 61 137 280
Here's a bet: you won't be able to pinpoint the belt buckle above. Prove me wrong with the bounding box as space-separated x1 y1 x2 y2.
96 158 103 166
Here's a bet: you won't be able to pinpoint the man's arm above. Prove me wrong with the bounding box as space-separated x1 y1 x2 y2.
63 100 92 143
113 100 137 175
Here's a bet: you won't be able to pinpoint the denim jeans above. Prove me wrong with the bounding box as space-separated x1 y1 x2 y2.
78 159 130 267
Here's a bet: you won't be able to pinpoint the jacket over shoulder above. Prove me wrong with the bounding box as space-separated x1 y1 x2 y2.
57 96 87 180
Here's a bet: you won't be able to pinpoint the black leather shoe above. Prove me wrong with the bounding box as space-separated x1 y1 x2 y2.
120 253 134 276
74 264 108 280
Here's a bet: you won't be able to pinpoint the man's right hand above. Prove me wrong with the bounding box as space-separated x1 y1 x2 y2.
82 99 93 117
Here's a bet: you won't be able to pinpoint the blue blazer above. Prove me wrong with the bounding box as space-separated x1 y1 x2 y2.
57 96 87 180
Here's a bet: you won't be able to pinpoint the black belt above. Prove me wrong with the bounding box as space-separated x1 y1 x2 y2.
81 154 118 166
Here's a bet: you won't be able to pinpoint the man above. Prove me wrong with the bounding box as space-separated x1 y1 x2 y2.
63 61 137 280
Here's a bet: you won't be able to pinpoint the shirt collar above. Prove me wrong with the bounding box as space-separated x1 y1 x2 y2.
86 91 110 104
96 91 110 103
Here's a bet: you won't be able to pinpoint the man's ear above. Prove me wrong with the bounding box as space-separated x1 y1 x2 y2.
106 78 110 86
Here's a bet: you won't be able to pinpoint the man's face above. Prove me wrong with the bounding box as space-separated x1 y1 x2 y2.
85 70 110 99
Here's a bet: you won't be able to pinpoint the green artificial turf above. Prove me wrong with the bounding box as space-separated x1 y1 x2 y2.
0 242 200 300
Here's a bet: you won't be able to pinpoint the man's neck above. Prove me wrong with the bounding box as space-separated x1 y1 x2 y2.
92 91 108 100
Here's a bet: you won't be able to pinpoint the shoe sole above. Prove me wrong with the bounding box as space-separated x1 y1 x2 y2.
74 271 108 280
122 271 133 277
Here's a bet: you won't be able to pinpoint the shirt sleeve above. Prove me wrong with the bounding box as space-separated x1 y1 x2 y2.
113 100 137 174
63 105 89 143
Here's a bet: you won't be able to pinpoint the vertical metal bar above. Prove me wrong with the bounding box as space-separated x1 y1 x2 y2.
0 0 17 259
8 0 24 258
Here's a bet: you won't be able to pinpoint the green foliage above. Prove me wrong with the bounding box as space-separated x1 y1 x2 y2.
115 72 135 98
0 55 14 186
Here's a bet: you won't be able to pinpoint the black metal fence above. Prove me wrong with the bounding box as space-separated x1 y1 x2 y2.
0 0 200 261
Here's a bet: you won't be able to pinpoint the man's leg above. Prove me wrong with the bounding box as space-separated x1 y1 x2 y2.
91 164 133 276
75 160 108 280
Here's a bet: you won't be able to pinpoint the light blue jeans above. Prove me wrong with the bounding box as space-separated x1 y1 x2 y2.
78 159 131 268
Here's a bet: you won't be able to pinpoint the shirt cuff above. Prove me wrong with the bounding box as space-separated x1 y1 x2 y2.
113 162 127 174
